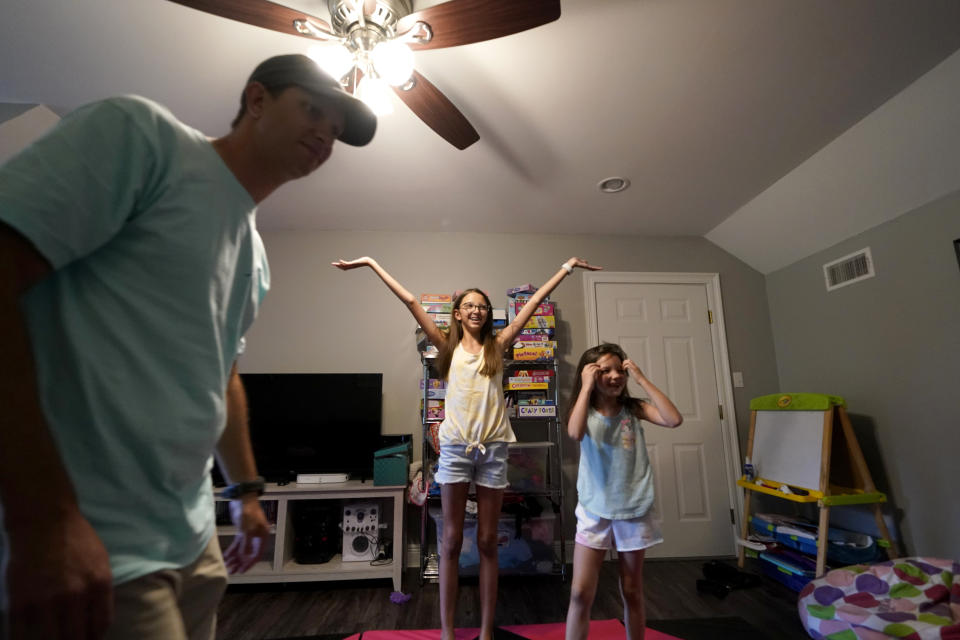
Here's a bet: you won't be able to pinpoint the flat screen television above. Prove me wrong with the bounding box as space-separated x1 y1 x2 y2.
214 373 383 484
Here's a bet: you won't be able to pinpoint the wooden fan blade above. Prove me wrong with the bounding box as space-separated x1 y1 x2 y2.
166 0 332 39
396 0 560 51
393 71 479 149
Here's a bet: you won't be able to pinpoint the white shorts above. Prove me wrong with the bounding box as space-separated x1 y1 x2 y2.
574 503 663 552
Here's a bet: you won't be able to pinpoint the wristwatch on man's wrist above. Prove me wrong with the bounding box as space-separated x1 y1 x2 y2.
221 476 266 499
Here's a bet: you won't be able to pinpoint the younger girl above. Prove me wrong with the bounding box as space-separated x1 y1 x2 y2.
564 343 682 640
333 256 601 640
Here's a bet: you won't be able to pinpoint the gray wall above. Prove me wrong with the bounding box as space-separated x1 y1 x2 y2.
765 190 960 557
240 230 781 543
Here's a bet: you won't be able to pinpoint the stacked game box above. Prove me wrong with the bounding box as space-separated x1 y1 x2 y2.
420 293 452 330
415 293 452 358
508 368 557 417
420 398 445 422
506 285 557 362
419 377 447 399
505 283 558 417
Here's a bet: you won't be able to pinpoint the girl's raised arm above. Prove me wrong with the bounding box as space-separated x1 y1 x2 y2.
496 257 602 348
332 257 446 348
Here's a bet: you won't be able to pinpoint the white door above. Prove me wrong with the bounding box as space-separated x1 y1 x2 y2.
592 281 735 557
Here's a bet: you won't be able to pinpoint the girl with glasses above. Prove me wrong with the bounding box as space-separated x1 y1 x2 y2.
332 255 600 640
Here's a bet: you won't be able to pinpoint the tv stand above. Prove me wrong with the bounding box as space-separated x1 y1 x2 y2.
216 480 405 590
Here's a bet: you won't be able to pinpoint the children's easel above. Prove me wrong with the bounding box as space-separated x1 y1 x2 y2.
736 393 896 575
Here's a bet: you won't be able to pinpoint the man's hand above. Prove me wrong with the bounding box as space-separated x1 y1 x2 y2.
6 508 113 640
222 497 270 574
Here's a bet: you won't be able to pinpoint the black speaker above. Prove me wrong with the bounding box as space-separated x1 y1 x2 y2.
291 502 342 564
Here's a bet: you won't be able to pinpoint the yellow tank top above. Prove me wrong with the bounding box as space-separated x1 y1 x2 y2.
438 343 516 452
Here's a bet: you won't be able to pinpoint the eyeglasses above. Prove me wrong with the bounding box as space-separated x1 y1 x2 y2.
459 302 491 313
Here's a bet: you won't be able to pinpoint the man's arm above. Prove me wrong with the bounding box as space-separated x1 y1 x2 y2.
214 364 270 574
0 222 113 640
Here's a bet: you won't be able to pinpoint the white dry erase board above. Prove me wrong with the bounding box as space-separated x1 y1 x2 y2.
751 410 825 491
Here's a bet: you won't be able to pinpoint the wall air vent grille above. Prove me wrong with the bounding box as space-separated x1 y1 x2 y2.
823 247 875 291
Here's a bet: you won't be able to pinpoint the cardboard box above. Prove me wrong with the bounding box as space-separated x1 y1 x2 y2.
420 399 445 421
514 334 554 343
421 302 452 314
522 316 555 329
513 300 554 316
428 313 451 328
506 284 536 297
520 328 554 336
512 346 554 361
516 392 553 406
510 369 554 377
517 405 557 417
506 381 549 391
512 341 557 350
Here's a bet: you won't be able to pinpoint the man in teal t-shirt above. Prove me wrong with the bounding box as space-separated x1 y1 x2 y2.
0 55 375 640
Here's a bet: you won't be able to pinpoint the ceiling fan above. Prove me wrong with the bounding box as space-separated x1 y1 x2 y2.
167 0 561 149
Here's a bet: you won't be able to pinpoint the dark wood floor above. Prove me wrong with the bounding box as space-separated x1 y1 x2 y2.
216 558 811 639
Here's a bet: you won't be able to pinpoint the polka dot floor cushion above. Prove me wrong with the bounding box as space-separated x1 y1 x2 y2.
798 557 960 639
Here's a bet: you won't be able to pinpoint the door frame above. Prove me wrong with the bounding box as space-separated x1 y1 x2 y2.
582 271 745 547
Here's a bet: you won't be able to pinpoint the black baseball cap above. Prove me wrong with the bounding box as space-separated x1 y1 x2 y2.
246 54 376 147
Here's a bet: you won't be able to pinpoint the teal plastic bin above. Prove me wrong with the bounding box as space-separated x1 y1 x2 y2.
374 442 411 486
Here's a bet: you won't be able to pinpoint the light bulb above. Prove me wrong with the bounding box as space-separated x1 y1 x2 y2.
308 44 355 80
357 75 394 115
371 40 414 86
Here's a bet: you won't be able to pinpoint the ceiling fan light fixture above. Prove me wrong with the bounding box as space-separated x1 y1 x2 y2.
308 44 355 81
598 177 631 193
357 75 394 115
372 40 415 86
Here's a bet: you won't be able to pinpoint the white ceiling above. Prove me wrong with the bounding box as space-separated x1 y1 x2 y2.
2 0 960 273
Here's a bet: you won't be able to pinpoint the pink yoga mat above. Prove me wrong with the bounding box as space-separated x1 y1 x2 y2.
352 618 682 639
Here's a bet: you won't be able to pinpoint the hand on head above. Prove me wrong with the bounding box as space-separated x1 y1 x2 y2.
581 362 601 388
623 359 644 380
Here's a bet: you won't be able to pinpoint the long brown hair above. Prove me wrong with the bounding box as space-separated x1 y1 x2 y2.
436 288 504 380
565 343 642 421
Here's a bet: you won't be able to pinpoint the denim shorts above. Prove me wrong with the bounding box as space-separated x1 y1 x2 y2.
435 442 509 489
574 503 663 552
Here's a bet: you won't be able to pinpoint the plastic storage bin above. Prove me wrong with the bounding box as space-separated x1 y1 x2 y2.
758 548 816 592
506 441 551 492
429 505 556 575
